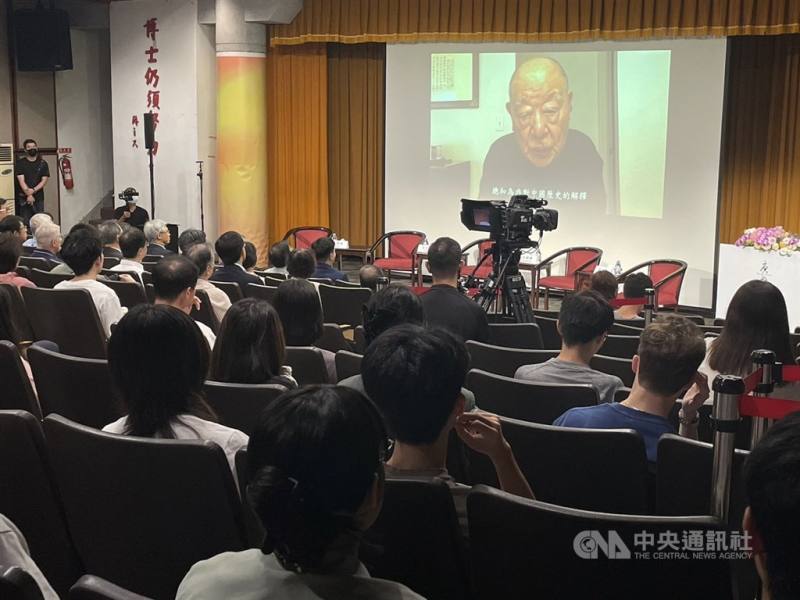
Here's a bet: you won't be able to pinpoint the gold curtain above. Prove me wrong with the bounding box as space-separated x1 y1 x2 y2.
327 43 385 247
265 44 330 245
271 0 800 46
719 34 800 243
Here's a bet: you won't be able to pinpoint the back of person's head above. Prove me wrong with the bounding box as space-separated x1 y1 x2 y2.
215 231 245 266
119 228 147 259
558 290 614 346
68 222 99 236
60 229 103 276
151 255 199 301
636 315 705 396
311 236 334 262
0 232 21 274
243 241 258 270
210 298 286 384
268 241 290 268
98 220 122 246
362 284 423 345
186 242 214 276
0 285 19 342
359 264 385 291
178 228 206 254
710 280 794 376
108 304 213 437
623 272 654 300
427 237 462 280
143 219 167 244
0 216 25 236
287 249 316 279
744 412 800 600
589 270 618 302
28 213 52 235
362 324 468 444
247 385 387 572
273 278 322 346
34 222 61 251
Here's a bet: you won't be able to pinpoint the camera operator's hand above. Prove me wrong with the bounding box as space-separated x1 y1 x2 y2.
121 211 131 220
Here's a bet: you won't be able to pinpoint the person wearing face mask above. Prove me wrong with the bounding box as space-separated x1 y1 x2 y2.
113 187 150 230
15 139 50 224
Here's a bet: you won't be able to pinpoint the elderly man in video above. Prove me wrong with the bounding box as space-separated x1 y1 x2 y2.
479 57 606 204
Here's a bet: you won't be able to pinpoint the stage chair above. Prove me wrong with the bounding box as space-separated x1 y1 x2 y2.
466 369 598 424
21 287 107 358
210 280 243 304
462 238 493 280
589 354 635 387
318 283 372 328
316 323 352 353
533 247 602 310
465 340 558 378
27 268 72 289
285 346 330 384
203 381 286 436
244 283 276 303
533 315 561 349
19 256 53 271
0 566 45 600
616 259 688 310
335 350 363 382
69 575 153 600
367 231 426 282
101 257 121 270
43 414 246 599
100 280 147 310
0 341 40 417
600 334 640 359
488 322 544 349
282 226 332 250
468 486 732 600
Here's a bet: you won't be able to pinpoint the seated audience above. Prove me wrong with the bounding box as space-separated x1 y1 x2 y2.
743 412 800 600
178 228 206 255
103 304 246 478
54 230 126 337
615 272 654 320
0 215 27 242
210 298 296 389
186 242 231 324
31 222 64 265
0 513 58 600
143 219 173 256
98 220 124 261
359 263 385 291
109 228 147 282
516 290 623 403
211 231 262 286
286 248 317 281
422 237 489 343
23 213 52 248
589 270 618 302
311 236 349 282
701 280 795 381
264 241 290 277
553 316 707 462
151 255 216 349
0 232 35 288
243 241 261 276
176 386 424 600
363 325 533 528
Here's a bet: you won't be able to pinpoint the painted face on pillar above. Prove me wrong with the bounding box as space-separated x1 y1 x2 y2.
506 57 572 168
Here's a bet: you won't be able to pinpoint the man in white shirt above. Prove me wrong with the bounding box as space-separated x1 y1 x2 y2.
151 254 216 349
186 242 231 324
109 228 147 283
54 229 127 338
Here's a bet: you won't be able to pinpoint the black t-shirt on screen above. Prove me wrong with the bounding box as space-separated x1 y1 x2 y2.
15 156 50 207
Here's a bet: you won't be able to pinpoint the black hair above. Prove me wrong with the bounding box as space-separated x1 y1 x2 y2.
744 412 800 600
98 220 122 246
311 236 335 262
108 304 214 437
273 279 323 346
118 228 146 259
558 290 614 346
178 229 207 255
269 241 291 268
589 270 618 302
362 285 423 345
210 298 287 384
358 264 385 292
22 139 36 148
215 231 245 266
186 243 214 276
151 255 199 301
243 241 258 270
0 216 25 236
362 324 468 444
246 385 387 572
60 230 103 276
287 249 316 279
0 286 20 343
427 237 462 279
0 232 22 274
68 222 100 236
623 272 654 299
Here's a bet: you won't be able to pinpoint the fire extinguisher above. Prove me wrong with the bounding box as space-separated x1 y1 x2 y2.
59 154 74 190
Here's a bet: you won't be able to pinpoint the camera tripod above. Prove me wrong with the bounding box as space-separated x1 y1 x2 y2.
472 242 536 324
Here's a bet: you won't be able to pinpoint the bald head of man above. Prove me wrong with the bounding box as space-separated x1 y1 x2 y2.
506 57 572 168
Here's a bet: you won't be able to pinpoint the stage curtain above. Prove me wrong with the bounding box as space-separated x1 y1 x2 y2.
265 44 330 245
719 34 800 243
270 0 800 46
327 43 385 248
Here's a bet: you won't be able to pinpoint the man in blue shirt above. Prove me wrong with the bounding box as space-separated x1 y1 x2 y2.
553 315 709 462
311 236 349 282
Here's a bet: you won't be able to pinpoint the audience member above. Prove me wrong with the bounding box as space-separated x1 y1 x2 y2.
286 248 316 280
359 263 385 291
210 298 296 389
701 280 795 380
109 228 147 282
186 242 231 324
363 325 533 529
516 290 622 403
553 316 707 462
264 241 290 277
176 386 423 600
178 228 206 255
743 412 800 600
31 222 64 265
311 236 349 282
23 213 52 248
151 255 216 349
144 219 173 256
615 272 654 320
589 270 618 302
98 220 124 261
0 215 27 242
243 241 260 274
422 237 489 342
49 223 100 275
0 233 34 288
103 304 246 478
211 231 262 286
0 513 58 599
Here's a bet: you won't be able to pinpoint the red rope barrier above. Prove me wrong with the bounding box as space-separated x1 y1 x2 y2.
740 395 800 420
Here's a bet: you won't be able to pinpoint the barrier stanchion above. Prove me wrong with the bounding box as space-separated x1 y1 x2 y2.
750 350 776 448
709 375 744 522
643 288 656 327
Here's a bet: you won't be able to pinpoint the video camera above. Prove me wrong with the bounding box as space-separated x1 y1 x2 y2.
117 187 139 202
460 195 558 246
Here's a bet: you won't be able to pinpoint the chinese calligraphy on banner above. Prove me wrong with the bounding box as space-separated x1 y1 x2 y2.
131 17 161 155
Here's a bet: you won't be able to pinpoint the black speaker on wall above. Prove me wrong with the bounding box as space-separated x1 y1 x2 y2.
13 9 73 72
143 113 156 150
